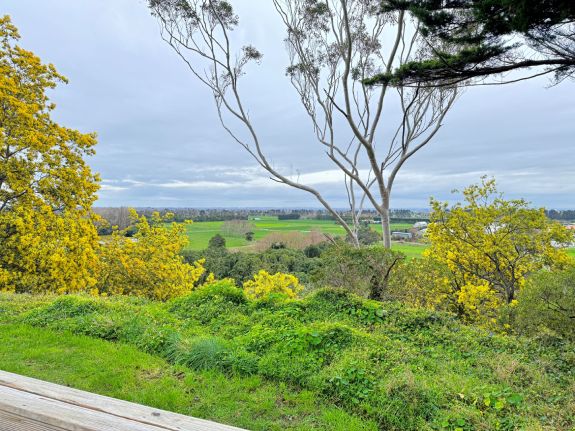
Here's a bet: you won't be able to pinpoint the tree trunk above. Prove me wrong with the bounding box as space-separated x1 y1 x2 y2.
381 197 391 249
349 230 360 248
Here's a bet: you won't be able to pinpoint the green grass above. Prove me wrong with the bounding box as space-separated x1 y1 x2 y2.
567 248 575 259
0 323 376 431
2 291 574 430
391 242 429 259
183 217 415 250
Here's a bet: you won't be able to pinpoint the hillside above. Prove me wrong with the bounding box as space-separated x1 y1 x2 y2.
1 288 573 431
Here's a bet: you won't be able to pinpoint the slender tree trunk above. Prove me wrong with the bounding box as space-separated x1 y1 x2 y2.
348 226 360 247
381 195 392 249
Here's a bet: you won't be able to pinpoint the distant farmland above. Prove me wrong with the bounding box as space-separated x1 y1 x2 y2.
181 217 575 259
183 216 424 253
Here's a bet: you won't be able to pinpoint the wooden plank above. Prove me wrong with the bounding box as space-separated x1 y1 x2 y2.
0 385 164 431
0 370 247 431
0 409 66 431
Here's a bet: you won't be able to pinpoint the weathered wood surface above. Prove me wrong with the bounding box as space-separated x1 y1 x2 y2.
0 370 247 431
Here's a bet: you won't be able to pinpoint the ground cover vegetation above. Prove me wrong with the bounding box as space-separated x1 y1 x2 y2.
0 323 373 431
1 288 574 430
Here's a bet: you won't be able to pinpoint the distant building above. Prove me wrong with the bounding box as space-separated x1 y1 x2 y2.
391 231 412 240
413 221 428 230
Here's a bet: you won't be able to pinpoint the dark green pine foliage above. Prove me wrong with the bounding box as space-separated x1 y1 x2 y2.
365 0 575 86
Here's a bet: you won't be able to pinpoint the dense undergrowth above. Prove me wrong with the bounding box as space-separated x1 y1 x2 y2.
1 285 574 431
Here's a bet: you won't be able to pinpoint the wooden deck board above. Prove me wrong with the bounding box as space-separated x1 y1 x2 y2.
0 370 247 431
0 409 67 431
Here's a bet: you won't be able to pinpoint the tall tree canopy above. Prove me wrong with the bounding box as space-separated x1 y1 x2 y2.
365 0 575 86
0 16 100 293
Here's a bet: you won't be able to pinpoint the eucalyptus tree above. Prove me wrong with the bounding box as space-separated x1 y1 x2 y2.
148 0 458 247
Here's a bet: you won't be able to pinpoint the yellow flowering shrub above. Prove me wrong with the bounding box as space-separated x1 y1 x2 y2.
0 17 100 294
96 210 205 300
243 270 302 300
0 206 99 294
456 281 502 325
427 178 574 323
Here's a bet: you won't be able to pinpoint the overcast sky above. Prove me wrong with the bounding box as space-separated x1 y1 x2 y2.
4 1 574 209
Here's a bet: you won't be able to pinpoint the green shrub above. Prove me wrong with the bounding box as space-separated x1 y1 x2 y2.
322 361 376 406
168 280 249 324
306 288 363 313
314 244 404 300
515 267 575 341
208 234 226 248
392 308 454 332
305 288 397 327
75 313 123 341
182 247 321 285
172 279 247 308
115 314 180 355
386 256 454 311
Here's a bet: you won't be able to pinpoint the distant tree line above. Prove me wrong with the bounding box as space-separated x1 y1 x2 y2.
546 209 575 221
278 213 301 220
93 207 431 228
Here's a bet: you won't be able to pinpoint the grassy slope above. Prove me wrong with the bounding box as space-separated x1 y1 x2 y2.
0 323 375 431
1 291 573 430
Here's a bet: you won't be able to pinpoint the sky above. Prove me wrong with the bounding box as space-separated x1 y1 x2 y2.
4 1 574 209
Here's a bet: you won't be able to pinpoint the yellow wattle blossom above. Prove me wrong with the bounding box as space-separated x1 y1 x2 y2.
0 16 100 294
426 177 574 325
243 270 302 300
456 281 502 324
95 210 205 300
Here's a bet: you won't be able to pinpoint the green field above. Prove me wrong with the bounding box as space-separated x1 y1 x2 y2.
182 217 575 259
183 216 416 251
